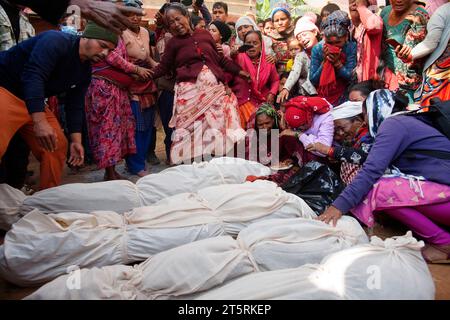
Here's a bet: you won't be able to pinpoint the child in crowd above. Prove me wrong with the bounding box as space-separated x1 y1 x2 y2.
285 38 302 72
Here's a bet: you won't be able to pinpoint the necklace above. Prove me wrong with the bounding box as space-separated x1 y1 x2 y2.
129 28 146 53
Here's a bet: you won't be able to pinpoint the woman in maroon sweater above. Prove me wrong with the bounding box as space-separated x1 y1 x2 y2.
150 3 248 164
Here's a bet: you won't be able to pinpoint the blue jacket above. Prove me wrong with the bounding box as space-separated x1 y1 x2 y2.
309 40 357 86
0 30 92 133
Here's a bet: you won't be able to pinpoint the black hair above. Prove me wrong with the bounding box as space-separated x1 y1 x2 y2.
320 3 340 17
159 2 171 13
243 30 262 44
227 21 236 27
164 3 193 31
191 14 204 27
279 72 290 80
263 18 272 28
349 80 386 98
392 91 409 113
165 2 190 17
346 114 365 123
213 2 228 14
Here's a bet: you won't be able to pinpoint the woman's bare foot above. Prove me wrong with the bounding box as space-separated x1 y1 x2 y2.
113 170 127 180
136 170 150 177
104 167 116 181
104 166 127 181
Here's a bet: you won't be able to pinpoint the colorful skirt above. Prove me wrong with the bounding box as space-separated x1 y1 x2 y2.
420 44 450 106
351 176 450 227
170 66 246 164
85 78 136 169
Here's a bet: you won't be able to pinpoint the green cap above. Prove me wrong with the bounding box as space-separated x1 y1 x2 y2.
82 21 118 46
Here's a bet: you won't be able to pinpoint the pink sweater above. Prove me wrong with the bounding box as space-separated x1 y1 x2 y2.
355 5 383 82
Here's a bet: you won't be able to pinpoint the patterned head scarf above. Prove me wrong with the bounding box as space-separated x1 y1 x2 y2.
255 103 279 128
321 10 351 38
365 89 396 137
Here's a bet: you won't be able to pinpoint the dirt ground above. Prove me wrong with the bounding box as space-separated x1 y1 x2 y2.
0 128 449 300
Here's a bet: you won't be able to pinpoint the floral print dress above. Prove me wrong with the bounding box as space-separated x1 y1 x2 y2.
381 6 429 101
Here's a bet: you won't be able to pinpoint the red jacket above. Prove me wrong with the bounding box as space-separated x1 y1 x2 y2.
151 29 241 84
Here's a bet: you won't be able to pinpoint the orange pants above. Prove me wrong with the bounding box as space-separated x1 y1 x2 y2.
0 87 67 190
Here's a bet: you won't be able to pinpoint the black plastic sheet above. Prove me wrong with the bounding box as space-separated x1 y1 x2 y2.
281 161 345 215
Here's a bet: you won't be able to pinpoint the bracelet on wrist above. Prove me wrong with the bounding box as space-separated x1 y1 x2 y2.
327 147 335 158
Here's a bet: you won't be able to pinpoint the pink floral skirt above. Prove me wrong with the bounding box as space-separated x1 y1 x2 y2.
170 66 245 164
351 176 450 227
85 78 136 169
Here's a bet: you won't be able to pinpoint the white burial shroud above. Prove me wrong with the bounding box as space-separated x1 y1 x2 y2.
197 232 435 300
0 157 271 230
26 216 368 300
1 180 315 286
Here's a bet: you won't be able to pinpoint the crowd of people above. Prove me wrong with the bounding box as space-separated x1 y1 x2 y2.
0 0 449 263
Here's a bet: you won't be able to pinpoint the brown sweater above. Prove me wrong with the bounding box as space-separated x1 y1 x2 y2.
151 28 241 84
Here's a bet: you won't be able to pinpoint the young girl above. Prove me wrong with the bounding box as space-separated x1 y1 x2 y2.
285 38 302 72
262 18 275 37
208 20 232 58
278 16 319 103
231 31 280 128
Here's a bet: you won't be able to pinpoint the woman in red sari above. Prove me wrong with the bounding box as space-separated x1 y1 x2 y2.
231 30 280 129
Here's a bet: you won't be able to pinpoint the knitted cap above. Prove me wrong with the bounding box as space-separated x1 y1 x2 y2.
211 20 232 43
294 16 319 38
82 21 118 46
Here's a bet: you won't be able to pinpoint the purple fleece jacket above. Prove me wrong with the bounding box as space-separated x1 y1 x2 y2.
333 115 450 213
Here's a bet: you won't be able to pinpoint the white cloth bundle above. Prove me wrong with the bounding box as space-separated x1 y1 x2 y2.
1 181 314 286
29 157 270 214
0 208 225 286
0 184 27 230
137 157 270 206
197 232 435 300
195 180 316 236
22 180 142 215
26 236 257 300
0 158 269 231
26 217 365 300
238 216 369 271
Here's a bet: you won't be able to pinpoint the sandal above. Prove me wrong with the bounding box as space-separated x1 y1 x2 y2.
421 244 450 264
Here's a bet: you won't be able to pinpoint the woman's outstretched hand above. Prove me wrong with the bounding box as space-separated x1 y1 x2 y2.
317 206 343 227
